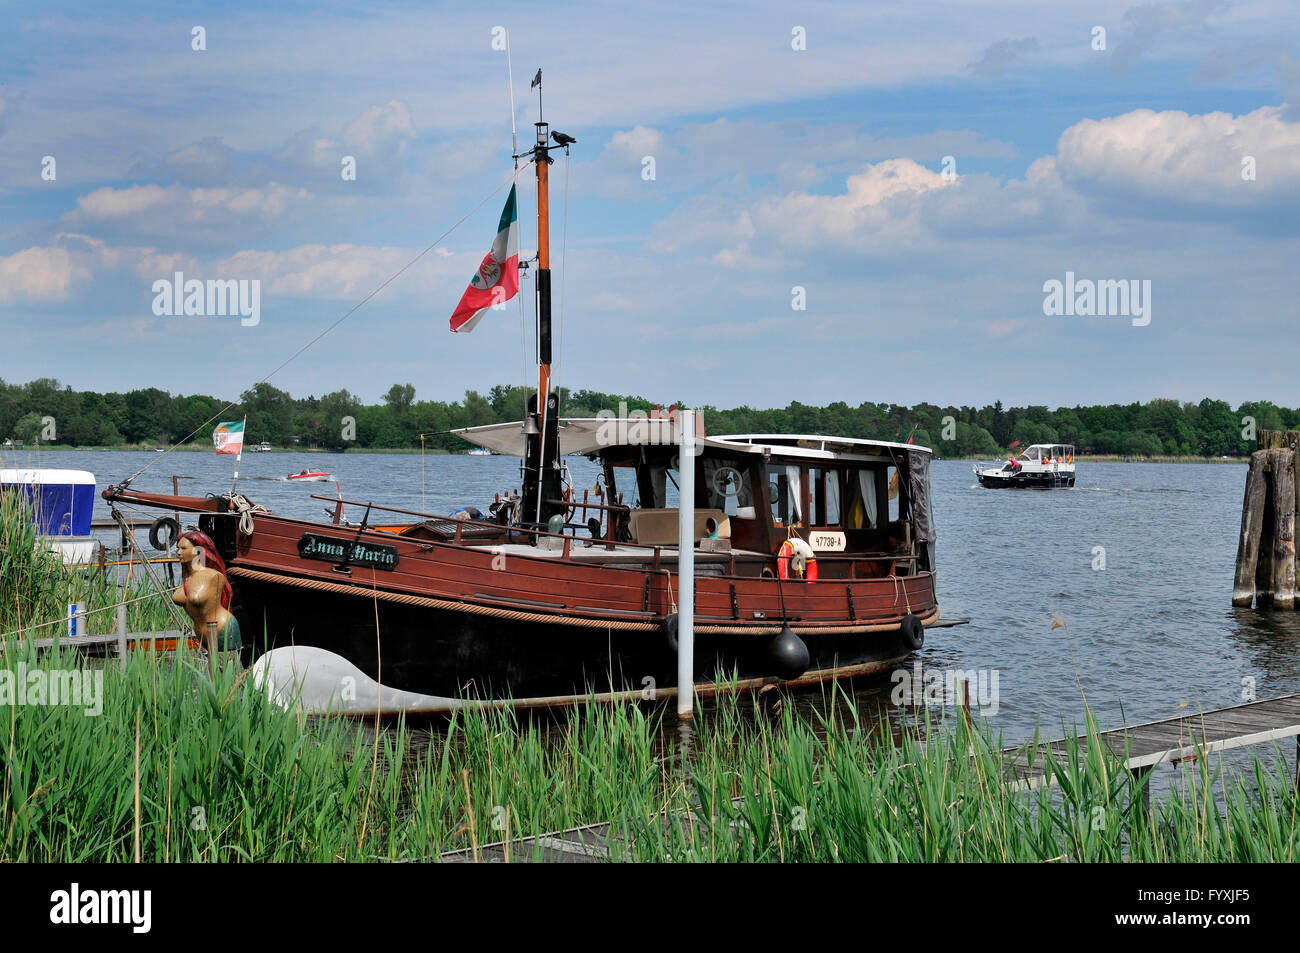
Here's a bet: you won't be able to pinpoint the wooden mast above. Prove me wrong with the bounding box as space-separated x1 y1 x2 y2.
526 70 566 525
535 119 553 418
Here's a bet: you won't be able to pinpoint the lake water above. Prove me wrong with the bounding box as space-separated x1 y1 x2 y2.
12 447 1300 755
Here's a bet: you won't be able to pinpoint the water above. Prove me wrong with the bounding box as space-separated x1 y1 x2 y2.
13 448 1300 751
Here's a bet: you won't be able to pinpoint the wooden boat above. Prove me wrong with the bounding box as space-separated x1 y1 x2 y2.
974 443 1075 488
102 84 945 712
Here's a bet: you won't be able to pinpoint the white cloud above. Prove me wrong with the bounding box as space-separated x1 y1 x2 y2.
343 100 415 159
213 242 470 300
0 246 90 303
1055 106 1300 213
752 158 954 246
65 183 316 243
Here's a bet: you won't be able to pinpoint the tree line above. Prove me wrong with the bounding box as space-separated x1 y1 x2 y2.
1 377 1294 458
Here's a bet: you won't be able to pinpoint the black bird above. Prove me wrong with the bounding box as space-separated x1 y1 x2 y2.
551 131 577 146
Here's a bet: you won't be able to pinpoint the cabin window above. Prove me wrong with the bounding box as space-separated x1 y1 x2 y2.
767 464 789 525
810 468 841 526
650 463 673 508
844 469 878 529
887 465 900 522
701 457 755 517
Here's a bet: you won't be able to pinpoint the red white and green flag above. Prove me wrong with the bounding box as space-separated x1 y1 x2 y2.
213 420 245 455
450 184 520 333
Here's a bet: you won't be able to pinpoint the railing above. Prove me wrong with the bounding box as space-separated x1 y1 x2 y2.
305 493 922 576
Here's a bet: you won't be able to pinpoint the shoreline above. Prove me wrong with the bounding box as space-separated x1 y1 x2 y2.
6 445 1249 462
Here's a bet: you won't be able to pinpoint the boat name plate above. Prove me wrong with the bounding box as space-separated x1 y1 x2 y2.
297 533 399 570
810 531 846 552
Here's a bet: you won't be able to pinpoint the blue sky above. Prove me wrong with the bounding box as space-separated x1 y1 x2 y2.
1 0 1298 410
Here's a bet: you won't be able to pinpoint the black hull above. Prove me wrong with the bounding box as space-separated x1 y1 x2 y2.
231 576 917 703
976 472 1075 489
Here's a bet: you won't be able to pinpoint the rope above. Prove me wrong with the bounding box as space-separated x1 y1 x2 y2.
117 167 525 490
658 568 677 614
891 574 913 615
112 506 193 634
226 493 269 537
224 566 937 636
0 589 179 642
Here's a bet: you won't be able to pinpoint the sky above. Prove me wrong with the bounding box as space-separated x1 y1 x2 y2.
1 0 1298 411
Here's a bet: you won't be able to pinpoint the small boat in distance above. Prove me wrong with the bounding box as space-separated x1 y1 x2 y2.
467 447 492 456
975 444 1075 489
285 469 331 483
250 441 273 453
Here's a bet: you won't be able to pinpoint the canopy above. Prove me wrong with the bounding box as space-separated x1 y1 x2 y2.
450 418 763 458
0 469 96 536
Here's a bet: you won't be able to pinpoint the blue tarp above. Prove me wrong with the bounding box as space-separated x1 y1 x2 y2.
2 480 94 536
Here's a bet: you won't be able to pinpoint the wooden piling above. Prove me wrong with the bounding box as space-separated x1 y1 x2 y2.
1256 472 1275 607
1233 450 1270 606
1270 448 1296 609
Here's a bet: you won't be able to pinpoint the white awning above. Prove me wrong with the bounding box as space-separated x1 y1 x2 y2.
450 418 763 458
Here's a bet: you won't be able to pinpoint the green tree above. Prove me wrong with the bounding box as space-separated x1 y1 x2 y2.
383 383 416 417
13 412 45 444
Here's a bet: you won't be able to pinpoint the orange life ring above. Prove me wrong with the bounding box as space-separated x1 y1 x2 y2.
777 538 817 581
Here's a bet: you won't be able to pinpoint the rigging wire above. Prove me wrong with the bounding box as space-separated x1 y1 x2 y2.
115 166 525 490
505 28 518 163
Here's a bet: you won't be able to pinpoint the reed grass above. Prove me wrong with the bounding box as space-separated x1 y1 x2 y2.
2 640 1297 862
0 491 177 639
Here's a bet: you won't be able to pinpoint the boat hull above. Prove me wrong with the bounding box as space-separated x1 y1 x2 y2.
975 470 1074 489
101 490 940 711
229 571 923 706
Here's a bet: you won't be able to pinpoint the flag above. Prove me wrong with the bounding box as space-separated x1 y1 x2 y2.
450 184 520 333
213 420 245 455
530 69 542 88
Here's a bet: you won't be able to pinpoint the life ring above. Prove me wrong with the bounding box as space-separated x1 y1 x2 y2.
148 516 180 551
900 612 924 650
776 537 817 581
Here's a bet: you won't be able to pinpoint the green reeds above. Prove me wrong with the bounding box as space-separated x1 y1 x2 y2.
2 642 1297 862
0 491 176 639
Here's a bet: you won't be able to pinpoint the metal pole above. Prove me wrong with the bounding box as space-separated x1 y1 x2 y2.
677 410 695 721
230 415 247 495
116 591 128 672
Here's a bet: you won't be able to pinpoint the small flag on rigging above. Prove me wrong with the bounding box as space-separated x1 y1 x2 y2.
449 184 520 333
530 68 542 88
213 420 245 455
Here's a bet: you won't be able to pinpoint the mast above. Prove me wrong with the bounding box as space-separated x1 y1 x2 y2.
535 117 553 420
521 69 574 526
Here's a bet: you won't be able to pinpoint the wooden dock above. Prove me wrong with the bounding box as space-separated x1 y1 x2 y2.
439 692 1300 863
1001 693 1300 791
8 630 187 653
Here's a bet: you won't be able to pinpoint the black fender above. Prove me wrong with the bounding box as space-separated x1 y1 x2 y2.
148 516 180 551
900 612 924 650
